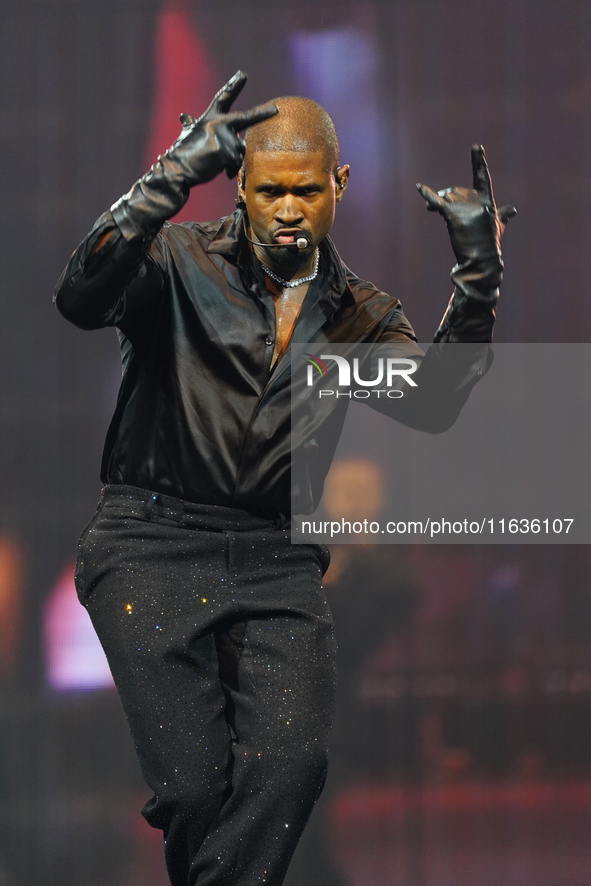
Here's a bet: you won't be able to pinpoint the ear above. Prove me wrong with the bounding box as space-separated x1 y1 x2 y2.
237 166 246 200
335 164 350 203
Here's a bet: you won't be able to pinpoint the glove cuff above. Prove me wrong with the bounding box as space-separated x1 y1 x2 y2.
110 152 191 243
434 256 503 343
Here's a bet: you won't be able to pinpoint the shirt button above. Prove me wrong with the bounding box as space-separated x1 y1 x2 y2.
265 336 273 346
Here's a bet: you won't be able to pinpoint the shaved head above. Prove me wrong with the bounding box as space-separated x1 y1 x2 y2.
243 96 340 175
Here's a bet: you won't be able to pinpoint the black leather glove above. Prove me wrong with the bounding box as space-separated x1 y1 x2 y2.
417 145 516 341
111 70 278 243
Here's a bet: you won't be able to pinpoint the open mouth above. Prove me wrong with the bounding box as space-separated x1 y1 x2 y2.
273 229 306 246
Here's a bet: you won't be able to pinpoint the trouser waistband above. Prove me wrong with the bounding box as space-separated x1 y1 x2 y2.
99 484 291 532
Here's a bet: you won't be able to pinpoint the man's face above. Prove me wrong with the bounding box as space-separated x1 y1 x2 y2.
238 151 349 261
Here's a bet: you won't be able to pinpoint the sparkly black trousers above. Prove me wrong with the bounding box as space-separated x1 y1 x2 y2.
75 485 337 886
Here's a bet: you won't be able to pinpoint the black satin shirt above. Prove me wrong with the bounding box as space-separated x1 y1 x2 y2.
54 210 485 513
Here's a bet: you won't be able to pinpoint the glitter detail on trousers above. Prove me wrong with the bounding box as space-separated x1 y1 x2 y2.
74 485 337 886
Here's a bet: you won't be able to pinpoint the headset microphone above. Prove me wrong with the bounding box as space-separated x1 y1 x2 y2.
238 210 311 250
243 224 311 251
245 232 310 251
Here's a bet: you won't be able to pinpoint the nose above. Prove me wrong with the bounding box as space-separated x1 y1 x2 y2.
275 194 304 226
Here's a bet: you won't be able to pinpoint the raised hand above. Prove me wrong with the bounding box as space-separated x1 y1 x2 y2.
168 70 278 185
416 145 516 268
110 71 278 239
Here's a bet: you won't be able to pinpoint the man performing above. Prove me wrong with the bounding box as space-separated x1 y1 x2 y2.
54 71 514 886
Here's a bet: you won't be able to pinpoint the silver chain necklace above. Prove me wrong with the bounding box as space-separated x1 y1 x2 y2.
261 250 319 289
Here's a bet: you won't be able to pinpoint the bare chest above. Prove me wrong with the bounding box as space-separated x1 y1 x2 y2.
271 282 310 368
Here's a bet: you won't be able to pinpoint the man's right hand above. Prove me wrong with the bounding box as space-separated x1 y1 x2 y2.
166 71 278 186
109 70 277 243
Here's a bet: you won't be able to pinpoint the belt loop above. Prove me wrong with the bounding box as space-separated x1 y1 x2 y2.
145 492 159 521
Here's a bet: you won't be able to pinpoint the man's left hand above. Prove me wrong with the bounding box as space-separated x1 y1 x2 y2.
416 145 516 268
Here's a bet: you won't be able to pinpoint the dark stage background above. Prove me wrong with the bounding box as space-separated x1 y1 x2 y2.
2 1 591 884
